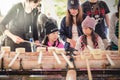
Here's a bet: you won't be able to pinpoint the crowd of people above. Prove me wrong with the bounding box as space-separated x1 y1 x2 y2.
0 0 119 52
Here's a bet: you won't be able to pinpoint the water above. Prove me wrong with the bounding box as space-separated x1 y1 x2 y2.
0 74 120 80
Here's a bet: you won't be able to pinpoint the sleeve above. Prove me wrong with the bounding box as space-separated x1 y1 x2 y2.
57 42 64 48
98 36 105 50
75 37 81 51
33 12 39 41
109 13 118 46
59 17 67 42
81 1 88 13
0 4 18 33
33 23 38 41
100 1 110 14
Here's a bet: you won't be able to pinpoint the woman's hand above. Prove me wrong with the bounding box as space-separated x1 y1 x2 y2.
4 30 24 44
11 35 24 44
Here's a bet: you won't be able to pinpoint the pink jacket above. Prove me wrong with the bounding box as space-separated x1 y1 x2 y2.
47 40 64 48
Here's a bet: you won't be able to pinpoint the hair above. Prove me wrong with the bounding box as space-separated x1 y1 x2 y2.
66 6 83 26
37 14 48 28
43 36 60 47
29 0 41 3
81 28 98 50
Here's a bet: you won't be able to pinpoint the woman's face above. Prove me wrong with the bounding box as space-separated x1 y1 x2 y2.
48 31 59 42
29 1 40 10
69 9 78 16
82 27 92 35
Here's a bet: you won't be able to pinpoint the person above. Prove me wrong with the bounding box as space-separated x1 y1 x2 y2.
42 22 64 48
37 13 57 44
37 14 48 43
0 0 41 52
109 0 120 50
60 0 84 49
75 16 104 51
82 0 110 49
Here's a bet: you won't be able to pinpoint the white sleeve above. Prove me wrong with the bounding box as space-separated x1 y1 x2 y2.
75 37 81 51
109 13 118 46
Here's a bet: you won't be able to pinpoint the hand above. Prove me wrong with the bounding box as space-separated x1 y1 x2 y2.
34 40 41 46
70 39 76 48
11 35 24 44
67 38 76 48
4 30 24 44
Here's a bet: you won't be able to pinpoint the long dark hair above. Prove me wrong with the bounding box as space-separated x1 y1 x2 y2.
81 28 98 50
43 36 60 47
66 6 83 26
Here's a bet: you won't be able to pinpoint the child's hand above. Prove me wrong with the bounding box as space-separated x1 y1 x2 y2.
34 40 40 46
67 38 76 48
70 39 76 48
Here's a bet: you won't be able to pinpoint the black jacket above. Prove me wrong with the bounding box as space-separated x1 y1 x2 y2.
59 17 83 42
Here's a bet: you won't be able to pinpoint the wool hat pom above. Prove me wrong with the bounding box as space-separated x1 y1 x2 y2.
82 16 97 30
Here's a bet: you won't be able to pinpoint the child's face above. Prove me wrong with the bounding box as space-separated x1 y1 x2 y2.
48 31 59 42
82 27 92 35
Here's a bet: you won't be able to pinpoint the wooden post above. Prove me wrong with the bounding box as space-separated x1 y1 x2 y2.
66 70 76 80
86 59 92 80
8 52 20 67
106 54 115 66
38 51 42 64
61 53 74 68
53 51 61 64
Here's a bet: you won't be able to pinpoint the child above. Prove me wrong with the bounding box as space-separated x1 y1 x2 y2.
75 16 104 51
42 22 64 48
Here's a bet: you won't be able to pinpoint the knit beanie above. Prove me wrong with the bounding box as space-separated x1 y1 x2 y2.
82 16 96 30
67 0 79 9
45 22 58 35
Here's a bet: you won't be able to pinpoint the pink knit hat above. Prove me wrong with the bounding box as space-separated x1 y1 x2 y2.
82 16 96 30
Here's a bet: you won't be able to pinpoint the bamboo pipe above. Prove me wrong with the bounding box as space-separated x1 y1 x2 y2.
88 44 115 66
53 51 61 64
38 51 42 64
23 40 47 47
86 59 92 80
1 46 10 52
61 53 74 68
